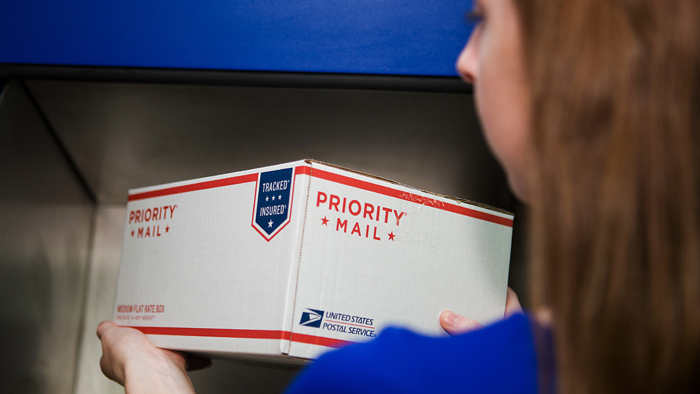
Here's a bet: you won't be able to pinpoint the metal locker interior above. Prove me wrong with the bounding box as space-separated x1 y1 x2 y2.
0 76 528 394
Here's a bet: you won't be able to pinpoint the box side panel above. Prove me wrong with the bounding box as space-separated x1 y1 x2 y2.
288 165 513 359
113 163 308 357
145 335 288 358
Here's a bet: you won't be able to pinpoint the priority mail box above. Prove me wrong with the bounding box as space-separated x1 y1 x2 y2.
113 160 514 362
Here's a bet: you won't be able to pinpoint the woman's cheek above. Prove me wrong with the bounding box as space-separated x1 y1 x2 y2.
474 64 509 166
475 66 530 201
470 11 531 201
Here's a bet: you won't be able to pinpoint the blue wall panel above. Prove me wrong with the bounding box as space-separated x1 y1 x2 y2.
0 1 475 77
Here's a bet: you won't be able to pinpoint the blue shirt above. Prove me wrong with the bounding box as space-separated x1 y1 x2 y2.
286 313 549 394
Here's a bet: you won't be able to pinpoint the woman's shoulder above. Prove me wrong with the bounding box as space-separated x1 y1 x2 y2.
285 313 540 394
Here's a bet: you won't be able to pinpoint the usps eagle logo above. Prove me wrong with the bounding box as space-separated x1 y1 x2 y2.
299 309 325 328
252 168 294 241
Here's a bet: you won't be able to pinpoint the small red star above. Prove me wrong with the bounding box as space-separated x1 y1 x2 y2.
131 230 134 237
321 216 329 226
165 226 170 233
388 232 396 241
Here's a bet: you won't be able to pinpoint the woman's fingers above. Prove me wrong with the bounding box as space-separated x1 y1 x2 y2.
97 321 159 384
96 320 116 340
97 321 129 384
97 320 211 378
440 288 523 336
96 321 203 393
504 287 523 317
440 311 484 336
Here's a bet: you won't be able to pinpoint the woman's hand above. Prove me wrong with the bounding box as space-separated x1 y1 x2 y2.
439 287 523 336
97 321 210 394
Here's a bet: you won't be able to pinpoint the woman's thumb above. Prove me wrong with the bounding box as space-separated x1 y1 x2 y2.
440 311 483 336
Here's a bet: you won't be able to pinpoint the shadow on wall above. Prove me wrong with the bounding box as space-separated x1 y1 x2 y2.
0 82 93 394
27 80 513 209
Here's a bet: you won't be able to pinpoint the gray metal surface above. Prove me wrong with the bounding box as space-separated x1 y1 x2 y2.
0 79 525 394
0 83 94 393
73 206 128 394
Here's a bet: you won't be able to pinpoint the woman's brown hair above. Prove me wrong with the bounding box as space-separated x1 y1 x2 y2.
514 0 700 393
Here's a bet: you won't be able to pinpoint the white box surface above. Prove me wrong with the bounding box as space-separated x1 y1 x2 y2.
113 160 514 361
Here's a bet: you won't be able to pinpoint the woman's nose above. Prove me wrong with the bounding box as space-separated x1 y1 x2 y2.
456 34 479 84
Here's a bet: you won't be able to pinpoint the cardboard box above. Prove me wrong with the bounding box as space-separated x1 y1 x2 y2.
113 160 514 362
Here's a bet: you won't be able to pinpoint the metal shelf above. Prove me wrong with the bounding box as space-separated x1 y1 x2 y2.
1 64 471 93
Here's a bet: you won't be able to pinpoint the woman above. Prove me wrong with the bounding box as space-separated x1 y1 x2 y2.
97 0 700 392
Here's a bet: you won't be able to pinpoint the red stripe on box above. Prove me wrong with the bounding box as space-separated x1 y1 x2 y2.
128 173 259 201
288 332 354 348
132 326 288 339
128 326 353 349
308 168 514 227
295 166 312 176
126 164 512 227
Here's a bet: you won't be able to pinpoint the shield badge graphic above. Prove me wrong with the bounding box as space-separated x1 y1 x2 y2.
252 168 295 241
